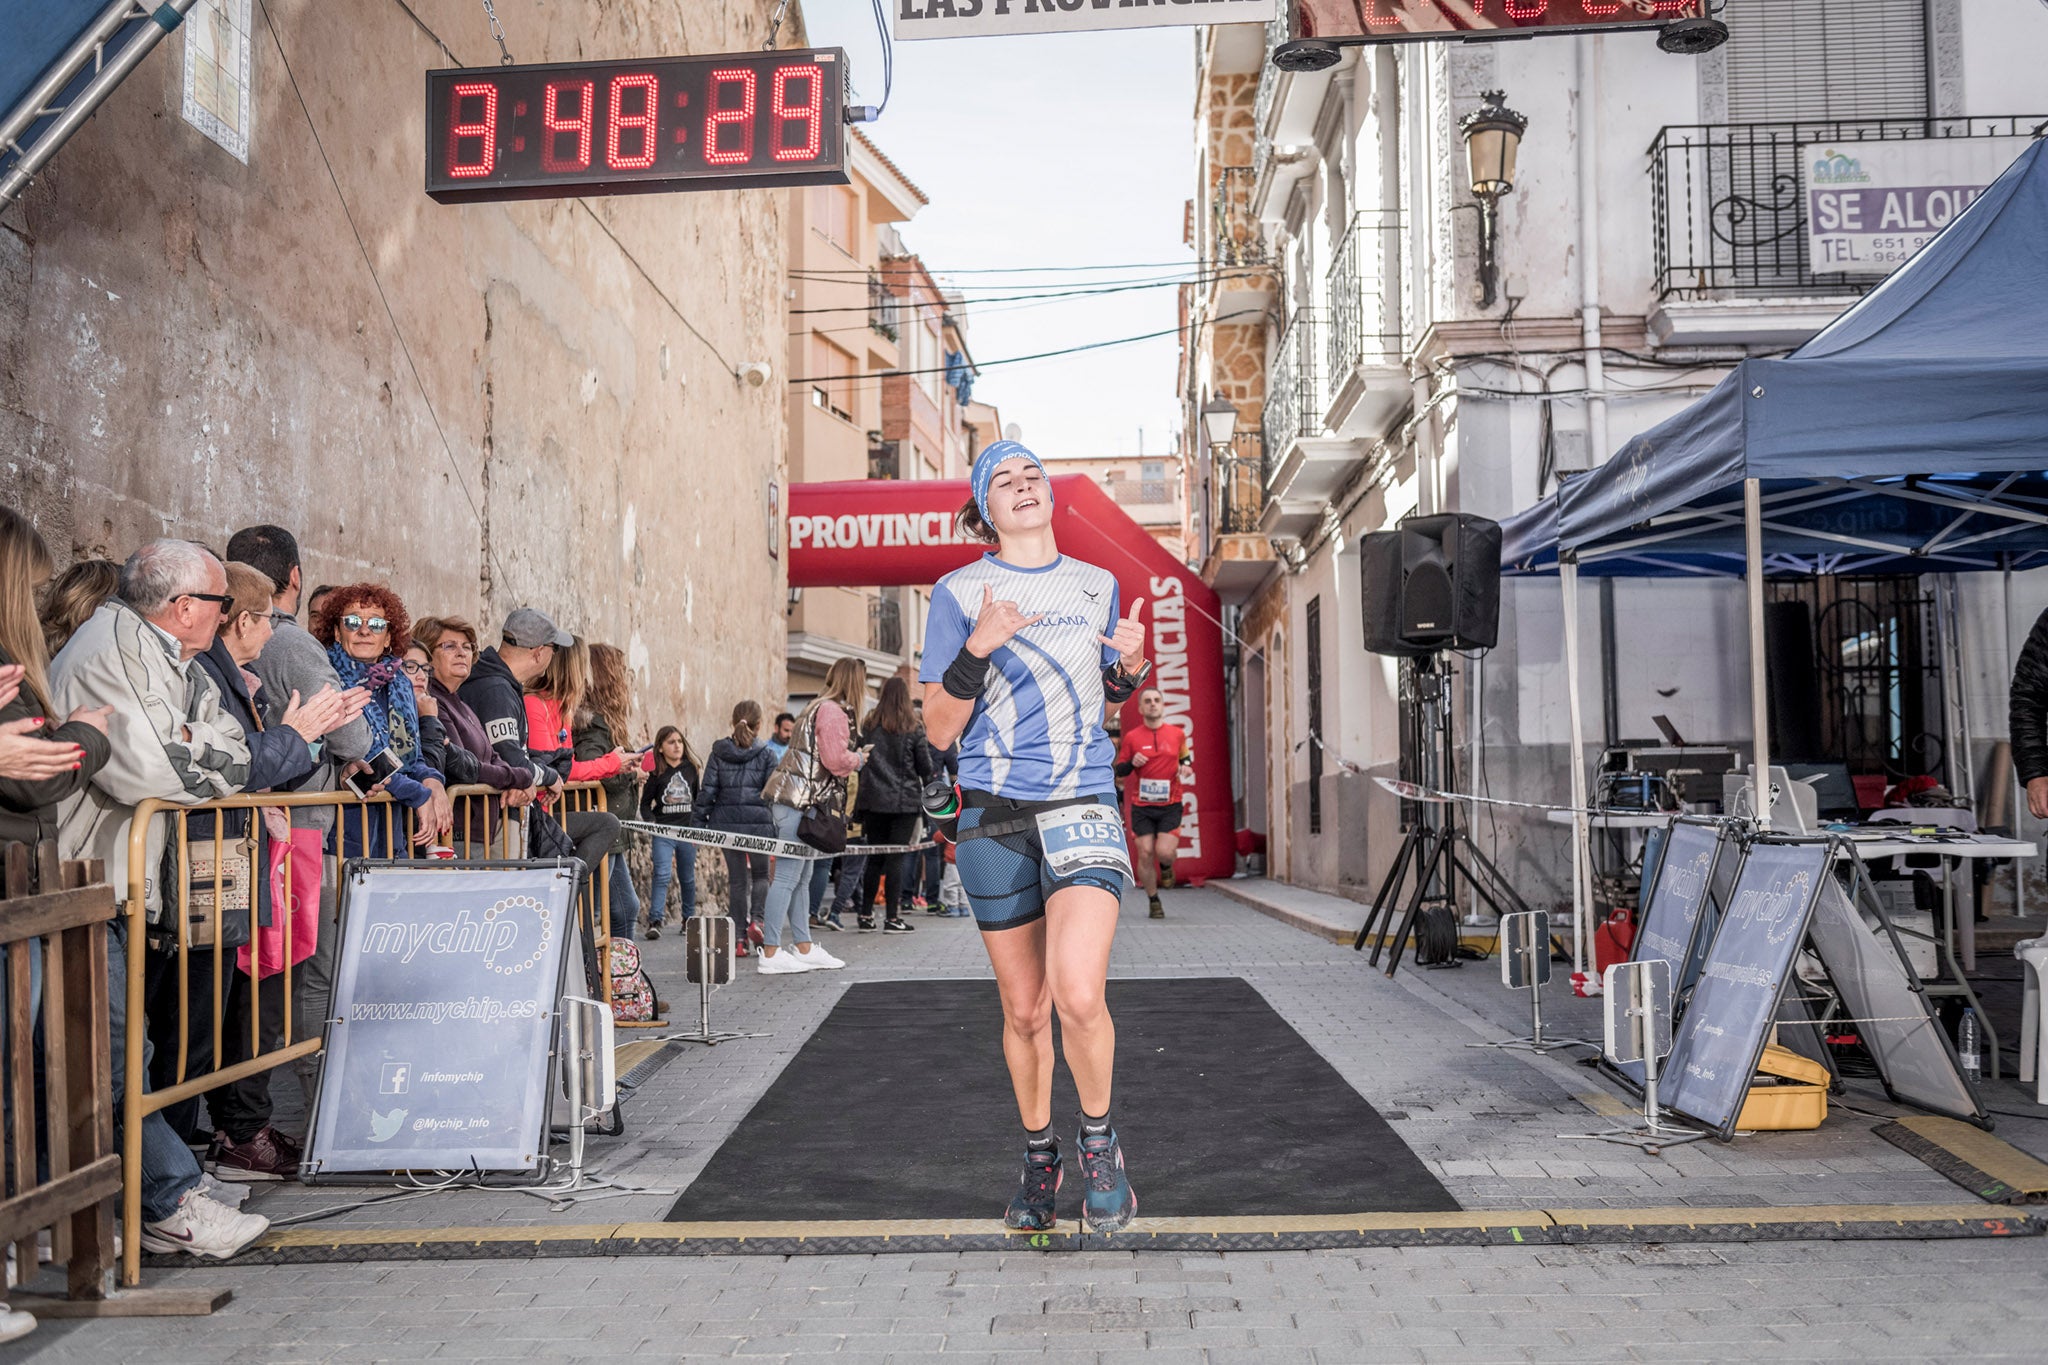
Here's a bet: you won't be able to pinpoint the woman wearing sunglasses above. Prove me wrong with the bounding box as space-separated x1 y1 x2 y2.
311 584 452 855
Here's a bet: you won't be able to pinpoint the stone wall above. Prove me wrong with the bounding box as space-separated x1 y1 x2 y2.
0 0 789 748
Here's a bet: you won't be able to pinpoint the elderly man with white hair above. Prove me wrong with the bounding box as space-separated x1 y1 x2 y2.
48 538 266 1259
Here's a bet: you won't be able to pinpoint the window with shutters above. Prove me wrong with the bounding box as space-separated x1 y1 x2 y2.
1722 0 1928 123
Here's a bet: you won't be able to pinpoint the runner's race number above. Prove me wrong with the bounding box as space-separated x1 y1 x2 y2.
1034 804 1134 883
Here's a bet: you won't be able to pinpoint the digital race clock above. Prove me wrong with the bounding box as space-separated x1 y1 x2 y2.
425 48 849 204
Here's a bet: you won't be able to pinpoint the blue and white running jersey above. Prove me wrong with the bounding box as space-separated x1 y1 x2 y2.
920 553 1122 802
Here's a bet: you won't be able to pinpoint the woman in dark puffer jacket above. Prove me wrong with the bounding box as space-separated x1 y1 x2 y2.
853 676 934 933
697 699 779 943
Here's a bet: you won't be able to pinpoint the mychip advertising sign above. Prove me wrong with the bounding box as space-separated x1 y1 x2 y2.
894 0 1276 41
1803 137 2031 276
304 862 579 1178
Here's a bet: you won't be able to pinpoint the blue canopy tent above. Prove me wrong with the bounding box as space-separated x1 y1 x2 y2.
1499 135 2048 964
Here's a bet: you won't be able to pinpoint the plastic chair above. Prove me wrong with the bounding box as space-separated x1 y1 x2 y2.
2020 936 2048 1103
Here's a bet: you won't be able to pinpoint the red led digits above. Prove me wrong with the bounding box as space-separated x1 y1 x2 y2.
1583 0 1622 12
447 81 498 178
606 74 659 170
541 80 594 173
1361 0 1400 28
1505 0 1548 18
770 63 822 163
704 68 756 166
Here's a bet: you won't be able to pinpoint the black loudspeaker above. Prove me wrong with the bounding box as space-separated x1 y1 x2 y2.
1361 513 1502 656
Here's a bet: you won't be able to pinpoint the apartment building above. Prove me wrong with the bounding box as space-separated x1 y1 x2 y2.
1182 1 2048 904
1040 451 1190 564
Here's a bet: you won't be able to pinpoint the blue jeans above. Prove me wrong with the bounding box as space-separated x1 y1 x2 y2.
648 836 697 926
108 924 202 1221
918 844 944 903
606 851 641 940
806 857 833 920
832 852 868 914
760 804 812 949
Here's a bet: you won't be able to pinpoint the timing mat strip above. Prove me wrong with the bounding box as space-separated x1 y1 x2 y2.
1876 1116 2048 1204
148 1204 2044 1266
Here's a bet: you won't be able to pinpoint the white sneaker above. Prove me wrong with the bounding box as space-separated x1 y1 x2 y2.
197 1171 252 1208
140 1188 270 1259
0 1304 34 1345
796 944 845 969
756 950 815 974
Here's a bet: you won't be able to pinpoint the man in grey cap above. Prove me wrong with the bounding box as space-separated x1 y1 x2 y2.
460 607 618 984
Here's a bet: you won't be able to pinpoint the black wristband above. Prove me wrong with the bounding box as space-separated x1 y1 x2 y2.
942 646 993 700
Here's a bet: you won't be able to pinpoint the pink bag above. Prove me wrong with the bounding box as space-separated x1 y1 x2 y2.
238 826 324 978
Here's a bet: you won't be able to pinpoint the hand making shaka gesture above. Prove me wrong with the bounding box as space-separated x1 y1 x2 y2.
964 584 1045 659
1100 596 1146 672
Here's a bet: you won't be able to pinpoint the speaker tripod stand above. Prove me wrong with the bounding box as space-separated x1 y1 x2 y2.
1354 806 1532 974
1353 653 1531 974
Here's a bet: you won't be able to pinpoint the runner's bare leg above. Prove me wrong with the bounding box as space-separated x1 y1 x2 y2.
982 919 1054 1129
1044 884 1120 1118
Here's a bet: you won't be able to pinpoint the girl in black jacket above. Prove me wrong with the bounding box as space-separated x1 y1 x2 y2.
638 725 702 940
697 700 778 943
854 676 934 932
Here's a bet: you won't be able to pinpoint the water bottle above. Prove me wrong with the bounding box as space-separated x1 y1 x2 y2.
1957 1007 1983 1079
921 776 961 844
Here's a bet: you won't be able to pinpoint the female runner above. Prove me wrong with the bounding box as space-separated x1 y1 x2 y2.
920 441 1151 1233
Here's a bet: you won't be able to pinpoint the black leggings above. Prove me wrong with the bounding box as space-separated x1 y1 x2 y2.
858 811 921 918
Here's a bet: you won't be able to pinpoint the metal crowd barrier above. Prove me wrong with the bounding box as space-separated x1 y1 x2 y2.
118 781 611 1285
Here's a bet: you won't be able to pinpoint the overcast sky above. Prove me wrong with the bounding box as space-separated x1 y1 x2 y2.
799 1 1196 461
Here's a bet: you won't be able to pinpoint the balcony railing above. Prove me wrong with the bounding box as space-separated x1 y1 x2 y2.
1649 116 2041 300
1211 167 1266 267
1250 4 1285 185
868 593 903 656
1216 431 1265 535
1261 309 1320 468
868 270 900 340
1326 210 1403 380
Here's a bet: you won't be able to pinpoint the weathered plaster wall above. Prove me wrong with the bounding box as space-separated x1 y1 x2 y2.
0 0 788 745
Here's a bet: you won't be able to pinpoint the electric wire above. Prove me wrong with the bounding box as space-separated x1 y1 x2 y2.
784 309 1261 385
867 0 893 117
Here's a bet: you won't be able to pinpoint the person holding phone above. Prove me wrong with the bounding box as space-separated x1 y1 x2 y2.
920 441 1149 1234
311 584 450 856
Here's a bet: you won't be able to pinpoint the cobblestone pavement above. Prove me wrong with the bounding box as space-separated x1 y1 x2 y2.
20 881 2048 1360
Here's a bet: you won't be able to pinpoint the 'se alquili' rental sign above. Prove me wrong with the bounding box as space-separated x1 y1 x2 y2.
893 0 1276 41
1802 137 2031 277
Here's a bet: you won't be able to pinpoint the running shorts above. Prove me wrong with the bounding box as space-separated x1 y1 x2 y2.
1129 801 1184 837
955 791 1126 932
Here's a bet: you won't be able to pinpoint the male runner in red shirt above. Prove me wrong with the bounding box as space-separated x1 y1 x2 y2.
1114 687 1194 919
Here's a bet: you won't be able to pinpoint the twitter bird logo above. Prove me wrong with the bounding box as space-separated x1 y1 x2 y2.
369 1107 408 1143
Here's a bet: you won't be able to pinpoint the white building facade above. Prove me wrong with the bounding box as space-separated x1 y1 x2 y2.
1183 1 2048 907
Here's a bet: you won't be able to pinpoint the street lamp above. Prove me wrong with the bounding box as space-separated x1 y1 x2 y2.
1459 90 1527 310
1200 394 1239 450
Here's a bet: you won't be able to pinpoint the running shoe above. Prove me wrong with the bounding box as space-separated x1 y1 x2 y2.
1075 1125 1137 1233
645 923 662 940
797 944 846 969
911 896 929 912
140 1189 270 1259
746 921 764 947
882 917 915 933
206 1125 299 1182
858 915 877 932
817 914 844 932
1148 894 1164 920
756 950 814 974
1003 1144 1063 1231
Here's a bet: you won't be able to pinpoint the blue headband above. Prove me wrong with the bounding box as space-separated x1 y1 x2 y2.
970 440 1052 524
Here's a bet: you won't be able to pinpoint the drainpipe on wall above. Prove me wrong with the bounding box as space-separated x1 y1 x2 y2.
1576 35 1615 755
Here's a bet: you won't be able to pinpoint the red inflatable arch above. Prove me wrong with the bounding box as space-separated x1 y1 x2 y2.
787 476 1233 882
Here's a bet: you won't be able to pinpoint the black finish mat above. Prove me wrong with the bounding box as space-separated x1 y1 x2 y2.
665 976 1458 1222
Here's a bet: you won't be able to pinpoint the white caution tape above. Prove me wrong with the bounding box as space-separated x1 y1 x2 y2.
619 820 935 861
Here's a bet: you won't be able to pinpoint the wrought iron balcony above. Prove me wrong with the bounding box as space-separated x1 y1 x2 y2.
1649 116 2040 300
1216 431 1266 535
1211 167 1267 267
1325 210 1403 384
868 270 900 340
868 592 903 657
1260 308 1320 469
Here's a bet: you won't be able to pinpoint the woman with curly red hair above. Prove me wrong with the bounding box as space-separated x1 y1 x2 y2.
313 583 451 854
